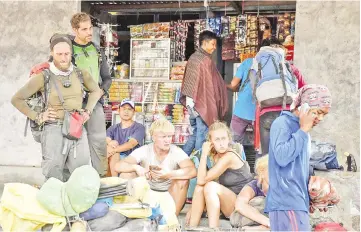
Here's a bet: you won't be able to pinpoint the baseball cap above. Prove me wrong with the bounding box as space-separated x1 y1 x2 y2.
120 99 135 109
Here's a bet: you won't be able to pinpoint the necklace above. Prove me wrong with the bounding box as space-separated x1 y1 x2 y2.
58 75 72 88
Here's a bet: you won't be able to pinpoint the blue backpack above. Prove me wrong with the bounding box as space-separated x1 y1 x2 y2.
250 46 298 109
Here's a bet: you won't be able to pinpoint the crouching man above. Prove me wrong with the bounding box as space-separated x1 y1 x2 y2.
114 118 197 216
106 99 145 177
11 34 102 181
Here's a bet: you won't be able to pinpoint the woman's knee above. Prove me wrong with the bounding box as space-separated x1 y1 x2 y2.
204 181 219 196
194 184 205 194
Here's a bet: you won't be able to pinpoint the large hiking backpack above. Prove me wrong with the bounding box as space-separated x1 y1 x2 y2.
250 46 298 109
25 62 51 143
25 63 84 142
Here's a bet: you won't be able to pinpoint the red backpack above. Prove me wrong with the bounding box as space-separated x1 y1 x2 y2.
25 62 52 142
313 222 347 231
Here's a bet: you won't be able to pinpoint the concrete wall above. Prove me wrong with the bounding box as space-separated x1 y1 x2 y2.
0 1 80 168
294 1 360 166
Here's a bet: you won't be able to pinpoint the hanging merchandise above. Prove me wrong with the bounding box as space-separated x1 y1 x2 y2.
236 15 247 45
236 14 259 62
194 19 207 49
222 36 236 61
221 16 230 38
290 13 296 37
229 16 237 35
259 17 272 41
277 12 296 61
277 13 291 43
221 16 237 60
170 21 189 62
207 17 222 37
100 23 120 74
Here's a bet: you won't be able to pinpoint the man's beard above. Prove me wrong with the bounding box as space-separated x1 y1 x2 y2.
54 61 71 71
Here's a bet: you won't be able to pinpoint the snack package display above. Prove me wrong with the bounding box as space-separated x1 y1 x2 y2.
130 23 170 39
170 62 187 80
114 64 129 79
130 39 170 79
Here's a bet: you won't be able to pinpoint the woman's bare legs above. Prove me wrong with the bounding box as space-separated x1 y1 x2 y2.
188 185 207 227
204 181 237 228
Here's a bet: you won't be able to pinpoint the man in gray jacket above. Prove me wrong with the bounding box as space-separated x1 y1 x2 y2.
70 12 112 177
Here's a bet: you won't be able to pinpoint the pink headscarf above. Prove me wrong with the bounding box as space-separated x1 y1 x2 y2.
290 84 332 110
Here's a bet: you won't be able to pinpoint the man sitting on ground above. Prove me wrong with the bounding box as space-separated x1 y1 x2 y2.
106 99 145 177
114 118 197 216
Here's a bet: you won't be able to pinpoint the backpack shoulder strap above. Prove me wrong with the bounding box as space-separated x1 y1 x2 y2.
239 70 251 93
73 67 85 92
285 62 297 85
71 42 77 67
42 69 51 107
91 42 103 65
279 63 288 109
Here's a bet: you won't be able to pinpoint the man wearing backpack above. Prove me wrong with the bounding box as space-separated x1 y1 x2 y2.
255 38 306 156
70 12 112 177
11 34 102 181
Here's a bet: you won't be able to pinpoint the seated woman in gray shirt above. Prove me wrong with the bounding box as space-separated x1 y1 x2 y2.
186 121 253 228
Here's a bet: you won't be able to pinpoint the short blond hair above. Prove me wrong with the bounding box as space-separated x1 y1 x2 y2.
149 119 175 136
255 155 269 176
71 12 91 29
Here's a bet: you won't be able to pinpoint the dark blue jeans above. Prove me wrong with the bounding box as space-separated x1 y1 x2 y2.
182 116 209 156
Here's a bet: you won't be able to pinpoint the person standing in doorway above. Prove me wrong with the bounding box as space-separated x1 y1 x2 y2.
70 12 112 177
227 58 256 145
180 30 228 156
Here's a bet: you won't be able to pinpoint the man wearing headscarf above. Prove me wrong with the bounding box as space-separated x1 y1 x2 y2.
264 84 332 231
11 33 102 181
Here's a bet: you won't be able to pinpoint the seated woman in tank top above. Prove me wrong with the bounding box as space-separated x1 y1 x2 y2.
185 121 253 228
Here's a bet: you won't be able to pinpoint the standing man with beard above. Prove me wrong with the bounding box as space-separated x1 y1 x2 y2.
11 34 102 181
70 12 112 177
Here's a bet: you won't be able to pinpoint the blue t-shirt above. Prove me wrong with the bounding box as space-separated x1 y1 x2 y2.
106 122 146 156
265 111 311 213
233 58 256 121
